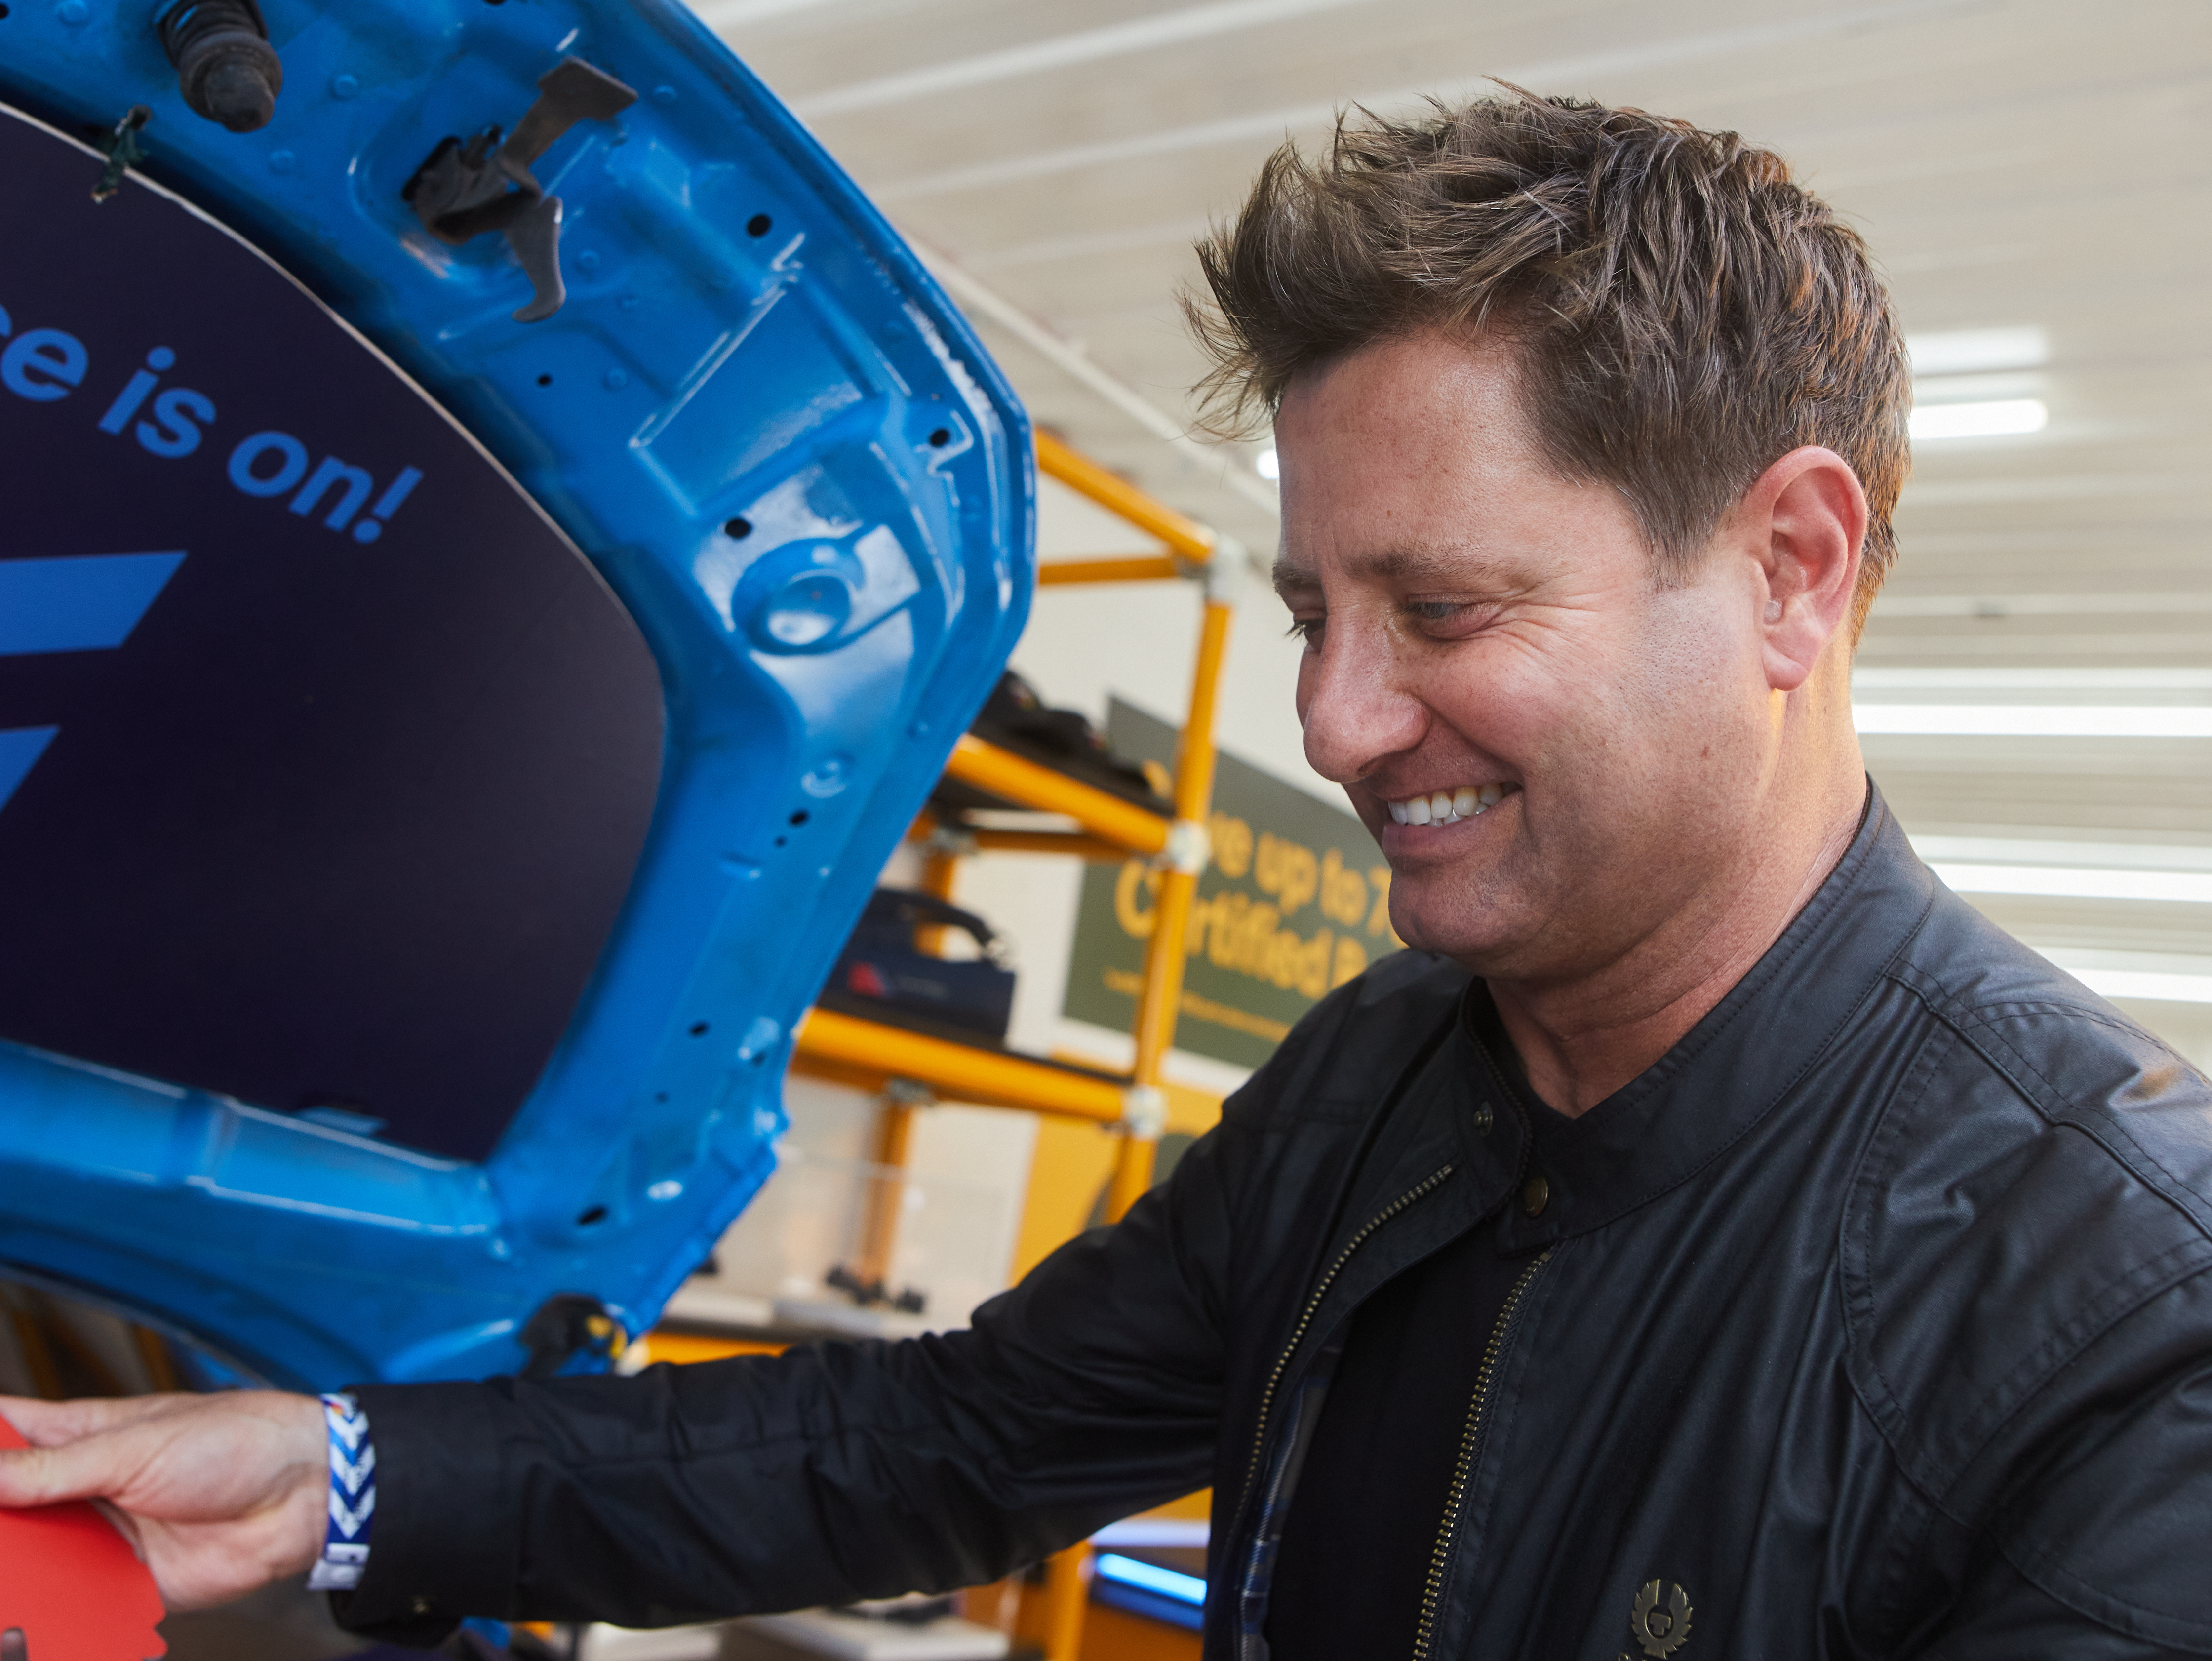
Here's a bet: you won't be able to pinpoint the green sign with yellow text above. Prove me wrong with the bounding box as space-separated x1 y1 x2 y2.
1063 700 1402 1070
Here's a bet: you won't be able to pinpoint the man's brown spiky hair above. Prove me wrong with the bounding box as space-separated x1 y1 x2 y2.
1187 90 1911 634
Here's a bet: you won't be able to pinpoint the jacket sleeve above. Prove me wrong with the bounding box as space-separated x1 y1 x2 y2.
333 1109 1251 1640
1911 1559 2210 1660
1911 1270 2212 1659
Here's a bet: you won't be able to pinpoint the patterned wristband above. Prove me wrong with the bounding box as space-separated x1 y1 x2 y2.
305 1392 374 1592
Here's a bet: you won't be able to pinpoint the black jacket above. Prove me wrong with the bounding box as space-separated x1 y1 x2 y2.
345 789 2212 1657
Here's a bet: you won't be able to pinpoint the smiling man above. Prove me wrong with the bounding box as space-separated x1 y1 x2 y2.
1267 328 1870 1117
7 92 2212 1661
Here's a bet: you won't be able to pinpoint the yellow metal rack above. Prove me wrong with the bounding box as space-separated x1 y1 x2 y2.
790 428 1234 1223
787 431 1236 1661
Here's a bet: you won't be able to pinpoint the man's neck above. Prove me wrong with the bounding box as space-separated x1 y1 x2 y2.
1488 763 1868 1119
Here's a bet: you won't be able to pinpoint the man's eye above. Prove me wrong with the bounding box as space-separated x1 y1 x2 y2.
1285 616 1326 647
1405 599 1497 635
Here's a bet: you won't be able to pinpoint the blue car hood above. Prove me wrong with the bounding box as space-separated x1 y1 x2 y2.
0 0 1033 1387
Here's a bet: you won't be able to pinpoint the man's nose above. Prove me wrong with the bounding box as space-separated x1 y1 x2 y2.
1299 622 1426 785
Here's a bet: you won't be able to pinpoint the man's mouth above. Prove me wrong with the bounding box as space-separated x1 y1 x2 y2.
1384 782 1517 826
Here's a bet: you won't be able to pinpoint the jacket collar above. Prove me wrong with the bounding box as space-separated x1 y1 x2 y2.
1479 781 1936 1253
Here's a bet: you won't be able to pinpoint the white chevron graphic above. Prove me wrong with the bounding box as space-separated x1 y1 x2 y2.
329 1438 376 1495
328 1485 376 1539
324 1395 368 1452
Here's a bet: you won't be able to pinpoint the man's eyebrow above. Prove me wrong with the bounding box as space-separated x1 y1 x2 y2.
1273 543 1530 596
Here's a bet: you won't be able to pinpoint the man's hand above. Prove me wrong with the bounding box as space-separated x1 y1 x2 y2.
0 1392 328 1611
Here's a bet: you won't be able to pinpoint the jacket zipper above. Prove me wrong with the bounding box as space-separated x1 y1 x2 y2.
1235 1164 1456 1520
1408 1248 1552 1661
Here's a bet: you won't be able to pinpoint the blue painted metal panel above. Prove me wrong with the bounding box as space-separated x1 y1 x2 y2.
0 0 1034 1389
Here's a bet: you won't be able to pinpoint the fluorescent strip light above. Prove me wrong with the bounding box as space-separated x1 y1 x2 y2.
2059 966 2212 1005
1909 398 2047 440
1912 836 2212 873
1871 593 2212 620
1931 863 2212 904
1255 448 1280 481
1095 1554 1207 1607
1854 705 2212 737
693 0 842 24
1856 669 2212 691
1911 371 2042 406
1905 326 2048 375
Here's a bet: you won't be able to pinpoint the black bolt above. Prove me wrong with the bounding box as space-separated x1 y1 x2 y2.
159 0 284 133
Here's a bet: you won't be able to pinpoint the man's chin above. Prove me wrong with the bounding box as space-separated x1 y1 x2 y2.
1388 876 1538 971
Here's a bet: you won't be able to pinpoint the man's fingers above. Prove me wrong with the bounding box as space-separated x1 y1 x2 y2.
0 1392 193 1448
0 1433 143 1507
0 1391 331 1614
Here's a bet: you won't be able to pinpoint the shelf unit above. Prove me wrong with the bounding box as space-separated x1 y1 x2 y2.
635 434 1233 1658
786 431 1236 1661
790 428 1234 1226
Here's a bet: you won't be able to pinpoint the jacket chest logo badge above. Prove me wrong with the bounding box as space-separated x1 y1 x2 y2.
1626 1580 1693 1658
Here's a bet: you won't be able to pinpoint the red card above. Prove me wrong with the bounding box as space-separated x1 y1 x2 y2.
0 1415 166 1660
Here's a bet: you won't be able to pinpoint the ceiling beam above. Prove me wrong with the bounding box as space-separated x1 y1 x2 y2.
871 0 1973 203
794 0 1380 119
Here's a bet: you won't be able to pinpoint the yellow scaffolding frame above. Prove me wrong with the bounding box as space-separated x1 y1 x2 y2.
783 429 1235 1661
940 735 1173 855
1037 430 1216 565
790 429 1232 1187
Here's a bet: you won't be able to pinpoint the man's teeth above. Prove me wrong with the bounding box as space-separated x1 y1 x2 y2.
1386 783 1508 826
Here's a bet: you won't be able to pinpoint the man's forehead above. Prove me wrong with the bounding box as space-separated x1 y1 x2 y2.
1272 346 1575 602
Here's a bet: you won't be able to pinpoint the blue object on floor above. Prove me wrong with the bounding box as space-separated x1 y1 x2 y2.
1093 1553 1208 1633
1094 1553 1207 1609
0 0 1033 1389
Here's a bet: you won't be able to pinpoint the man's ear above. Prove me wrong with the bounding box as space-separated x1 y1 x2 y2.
1741 446 1868 693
